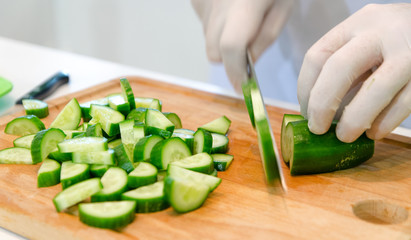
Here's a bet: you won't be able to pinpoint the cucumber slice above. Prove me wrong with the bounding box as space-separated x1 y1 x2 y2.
283 120 375 175
157 170 167 181
167 165 221 192
122 181 169 213
211 153 234 171
134 97 162 111
146 126 172 139
114 143 135 173
108 93 130 116
85 123 103 137
172 132 194 151
31 128 66 164
171 153 214 174
107 138 122 149
53 178 102 212
37 159 61 187
133 135 163 162
173 129 195 135
22 99 49 118
92 167 128 202
145 109 175 133
210 133 229 154
60 162 90 189
164 175 210 213
4 115 45 136
13 134 35 149
58 137 108 153
79 201 136 229
128 162 158 189
126 107 147 123
48 148 72 162
133 124 146 142
242 82 255 128
0 147 33 164
90 164 110 178
72 149 115 165
193 129 212 154
119 119 136 161
199 116 231 135
163 112 182 129
50 98 81 130
150 137 191 170
120 78 136 110
281 114 305 164
90 104 125 136
80 97 109 122
210 169 218 177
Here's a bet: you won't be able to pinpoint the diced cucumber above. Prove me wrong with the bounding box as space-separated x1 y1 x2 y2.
211 153 234 171
0 147 33 164
60 162 90 189
167 165 221 192
13 134 35 149
114 143 135 173
119 119 136 161
173 129 195 135
22 99 49 118
134 97 162 111
145 109 175 133
91 167 128 202
50 98 81 130
133 124 146 142
210 133 229 154
90 164 110 178
107 139 122 149
58 137 108 153
172 129 194 151
193 129 212 154
281 114 305 164
122 181 169 213
199 116 231 135
120 78 136 110
126 107 147 123
108 93 130 116
48 148 72 162
146 126 172 139
4 115 45 136
90 104 125 136
85 123 103 137
79 201 136 229
150 137 191 170
133 135 164 162
31 128 66 164
80 97 109 122
72 149 115 165
53 178 102 212
127 162 158 189
163 112 182 129
37 159 61 188
171 153 214 174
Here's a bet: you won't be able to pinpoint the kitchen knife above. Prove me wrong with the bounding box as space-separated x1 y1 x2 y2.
242 51 287 193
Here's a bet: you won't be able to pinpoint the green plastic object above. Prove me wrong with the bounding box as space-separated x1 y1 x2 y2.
0 77 13 97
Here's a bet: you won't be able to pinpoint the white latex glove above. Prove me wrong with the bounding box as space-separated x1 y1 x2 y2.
191 0 294 92
297 3 411 143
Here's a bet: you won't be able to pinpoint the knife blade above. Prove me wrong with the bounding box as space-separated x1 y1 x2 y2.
243 51 287 193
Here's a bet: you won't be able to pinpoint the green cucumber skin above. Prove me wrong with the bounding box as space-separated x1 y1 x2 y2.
287 120 375 175
150 137 192 170
114 143 135 173
163 112 182 129
37 160 61 188
122 194 169 213
5 115 45 136
48 151 72 163
146 126 172 139
127 175 157 189
120 78 136 110
61 166 90 189
133 135 164 162
193 129 213 154
126 108 147 123
242 81 255 128
280 114 305 165
90 164 110 178
31 128 66 164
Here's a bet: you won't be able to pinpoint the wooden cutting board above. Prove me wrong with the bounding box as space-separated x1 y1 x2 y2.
0 76 411 240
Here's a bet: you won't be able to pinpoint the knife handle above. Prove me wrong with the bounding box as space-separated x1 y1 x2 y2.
15 71 70 104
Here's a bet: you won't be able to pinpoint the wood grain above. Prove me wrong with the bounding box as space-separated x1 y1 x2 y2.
1 76 411 240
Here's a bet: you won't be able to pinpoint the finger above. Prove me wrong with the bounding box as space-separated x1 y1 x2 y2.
306 34 383 135
336 56 411 142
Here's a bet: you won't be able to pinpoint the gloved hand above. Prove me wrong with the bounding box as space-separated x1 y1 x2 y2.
297 3 411 143
191 0 294 92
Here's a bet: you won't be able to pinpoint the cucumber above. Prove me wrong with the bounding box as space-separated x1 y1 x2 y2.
114 143 135 173
157 170 167 181
145 109 175 133
133 124 146 142
127 162 158 189
193 129 212 154
53 178 102 212
146 126 172 139
37 159 61 187
134 97 162 111
119 119 137 161
31 128 66 164
108 93 130 116
60 162 90 189
91 167 128 202
242 81 255 128
172 129 194 151
50 98 81 130
85 123 103 137
0 147 33 164
164 175 210 213
90 104 125 136
122 181 169 213
4 115 45 136
79 201 136 229
171 153 214 174
48 148 72 162
282 119 375 175
13 134 35 149
210 169 218 177
163 112 182 129
167 165 221 192
211 153 234 171
173 129 195 135
58 137 108 153
107 138 122 149
80 97 109 122
90 164 110 178
199 116 231 135
120 78 136 110
22 99 49 118
150 137 191 170
210 133 229 154
126 107 147 123
281 114 305 165
72 149 115 165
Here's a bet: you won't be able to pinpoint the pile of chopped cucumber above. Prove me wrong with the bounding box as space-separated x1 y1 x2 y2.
0 78 234 230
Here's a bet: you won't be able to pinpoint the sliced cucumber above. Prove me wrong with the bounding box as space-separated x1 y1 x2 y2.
85 123 103 137
172 129 194 151
60 162 90 189
133 124 146 142
173 129 195 135
31 128 66 164
199 116 231 135
58 137 108 153
122 181 169 213
134 97 162 111
126 107 147 123
79 201 136 229
114 143 135 173
163 112 182 129
167 165 221 192
157 170 167 181
171 153 214 174
193 129 212 154
127 162 158 189
91 167 128 202
4 115 45 136
146 126 172 139
80 97 109 122
281 114 305 164
210 169 218 177
108 93 130 116
283 119 375 175
38 159 61 188
145 109 175 133
48 148 72 162
150 137 191 170
133 135 163 162
0 147 33 164
53 178 102 212
90 104 125 136
120 78 136 110
211 153 234 171
22 99 49 118
72 149 115 165
13 134 35 149
107 138 122 149
90 164 110 178
50 98 81 130
242 82 255 128
210 133 229 154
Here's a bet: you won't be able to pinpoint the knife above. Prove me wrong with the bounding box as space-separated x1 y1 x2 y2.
242 51 287 193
